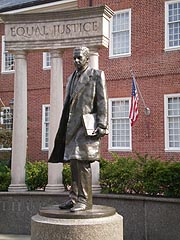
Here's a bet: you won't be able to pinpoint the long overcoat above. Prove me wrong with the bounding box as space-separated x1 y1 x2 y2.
48 67 108 163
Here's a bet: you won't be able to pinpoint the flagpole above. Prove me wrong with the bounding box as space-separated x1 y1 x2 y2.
0 98 5 107
130 69 150 116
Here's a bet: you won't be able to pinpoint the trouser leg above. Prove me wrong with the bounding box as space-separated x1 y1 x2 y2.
69 160 78 204
70 160 92 208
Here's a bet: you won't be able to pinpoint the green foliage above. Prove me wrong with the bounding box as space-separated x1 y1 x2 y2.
25 161 48 191
1 155 179 198
100 154 144 194
142 157 168 196
0 151 11 163
62 163 71 190
0 129 12 148
100 153 180 198
0 161 11 191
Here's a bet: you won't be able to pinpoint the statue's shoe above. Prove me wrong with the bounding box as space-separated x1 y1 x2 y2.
70 202 92 212
59 199 74 209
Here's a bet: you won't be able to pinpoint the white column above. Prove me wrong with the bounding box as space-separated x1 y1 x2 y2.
8 51 28 192
45 50 64 192
89 48 99 70
89 47 101 193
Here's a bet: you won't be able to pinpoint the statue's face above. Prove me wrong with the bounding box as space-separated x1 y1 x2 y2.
73 49 88 71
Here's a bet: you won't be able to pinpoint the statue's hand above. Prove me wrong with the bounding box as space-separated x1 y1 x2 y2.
93 126 107 138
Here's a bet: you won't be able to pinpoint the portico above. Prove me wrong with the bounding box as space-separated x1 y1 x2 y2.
0 5 114 192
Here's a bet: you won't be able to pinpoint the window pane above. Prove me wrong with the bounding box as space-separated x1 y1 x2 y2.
42 105 50 149
5 53 15 71
112 100 129 118
43 52 51 68
167 96 180 149
168 97 180 116
111 10 130 55
2 107 13 130
45 52 51 67
168 3 180 47
2 36 15 72
113 31 129 55
110 100 130 149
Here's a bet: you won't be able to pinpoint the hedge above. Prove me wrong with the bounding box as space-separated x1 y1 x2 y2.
0 160 11 191
100 154 180 197
0 155 180 198
25 161 48 191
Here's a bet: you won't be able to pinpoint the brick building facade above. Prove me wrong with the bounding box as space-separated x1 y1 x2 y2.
0 0 180 162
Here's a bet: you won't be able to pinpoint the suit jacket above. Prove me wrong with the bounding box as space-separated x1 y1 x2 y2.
48 67 108 163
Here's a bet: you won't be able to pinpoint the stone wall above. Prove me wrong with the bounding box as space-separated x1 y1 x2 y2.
0 192 179 240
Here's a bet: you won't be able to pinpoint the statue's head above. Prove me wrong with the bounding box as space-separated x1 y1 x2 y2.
73 46 89 72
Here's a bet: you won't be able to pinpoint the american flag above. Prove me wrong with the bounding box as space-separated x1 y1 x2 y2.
129 77 139 126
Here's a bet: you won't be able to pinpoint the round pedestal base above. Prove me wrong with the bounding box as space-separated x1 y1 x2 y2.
31 205 123 240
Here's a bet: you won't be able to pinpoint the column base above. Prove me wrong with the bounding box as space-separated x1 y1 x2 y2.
45 184 65 193
92 184 101 193
8 184 27 192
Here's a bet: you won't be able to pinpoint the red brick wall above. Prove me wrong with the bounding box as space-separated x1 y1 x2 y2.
0 0 180 162
78 0 180 161
0 24 14 104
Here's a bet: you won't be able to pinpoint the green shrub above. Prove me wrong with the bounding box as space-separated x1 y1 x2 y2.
1 155 179 198
141 156 180 197
100 154 180 197
159 161 180 197
62 163 71 190
0 130 12 148
0 163 11 191
25 161 48 191
0 151 11 164
100 154 144 194
142 157 168 196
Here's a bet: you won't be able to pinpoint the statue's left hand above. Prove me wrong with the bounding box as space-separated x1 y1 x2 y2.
93 126 107 138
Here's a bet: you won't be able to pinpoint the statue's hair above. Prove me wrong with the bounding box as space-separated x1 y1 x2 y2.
73 46 89 58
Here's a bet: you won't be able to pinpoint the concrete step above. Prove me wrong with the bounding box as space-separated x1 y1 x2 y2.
0 234 30 240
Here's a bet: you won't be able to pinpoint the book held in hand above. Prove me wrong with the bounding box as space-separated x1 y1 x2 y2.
83 113 97 136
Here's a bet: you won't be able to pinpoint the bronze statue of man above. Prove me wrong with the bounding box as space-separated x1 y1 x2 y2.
49 46 108 212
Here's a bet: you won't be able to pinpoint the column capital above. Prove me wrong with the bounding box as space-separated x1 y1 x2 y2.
50 49 64 59
14 50 27 60
89 46 99 55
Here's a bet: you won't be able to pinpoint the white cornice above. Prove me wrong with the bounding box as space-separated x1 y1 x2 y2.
0 0 77 14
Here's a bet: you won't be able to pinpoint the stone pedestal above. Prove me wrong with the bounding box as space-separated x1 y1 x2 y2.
31 205 123 240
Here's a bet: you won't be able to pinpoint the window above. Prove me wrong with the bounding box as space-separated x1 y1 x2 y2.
109 98 132 151
165 1 180 50
164 94 180 151
1 36 15 73
0 107 13 150
43 52 51 69
42 105 50 150
0 107 13 130
109 9 131 57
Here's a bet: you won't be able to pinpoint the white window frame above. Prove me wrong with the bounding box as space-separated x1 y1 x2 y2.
165 0 180 51
43 52 51 69
108 98 132 151
109 9 131 58
42 104 50 151
1 36 15 73
164 93 180 152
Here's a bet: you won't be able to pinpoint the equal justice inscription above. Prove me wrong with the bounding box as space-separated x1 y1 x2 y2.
2 5 114 50
6 19 99 41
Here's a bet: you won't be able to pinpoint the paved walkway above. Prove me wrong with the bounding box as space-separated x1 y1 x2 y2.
0 235 30 240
